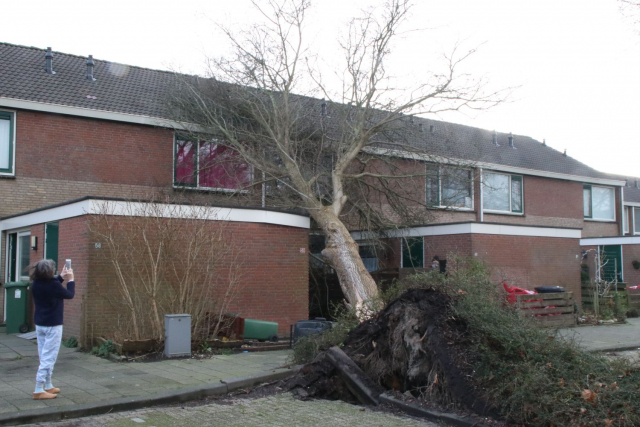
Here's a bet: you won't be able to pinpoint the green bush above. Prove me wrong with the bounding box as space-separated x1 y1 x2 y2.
291 309 359 365
62 336 78 348
396 257 640 426
90 340 117 358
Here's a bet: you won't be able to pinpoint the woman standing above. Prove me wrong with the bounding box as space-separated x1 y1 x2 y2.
30 259 75 400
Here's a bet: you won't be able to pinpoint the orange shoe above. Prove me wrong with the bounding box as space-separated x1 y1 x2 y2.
33 391 57 400
45 387 61 394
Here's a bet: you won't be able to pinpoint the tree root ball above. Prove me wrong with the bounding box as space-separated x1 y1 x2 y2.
287 288 497 417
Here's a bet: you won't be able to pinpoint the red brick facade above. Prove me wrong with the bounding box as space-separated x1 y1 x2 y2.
16 213 308 344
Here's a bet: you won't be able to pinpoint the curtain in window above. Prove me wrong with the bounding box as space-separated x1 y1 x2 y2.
483 173 510 211
0 118 10 170
635 208 640 233
591 186 614 220
199 142 251 190
175 140 195 185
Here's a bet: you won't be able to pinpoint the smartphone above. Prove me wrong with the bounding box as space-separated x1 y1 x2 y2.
65 259 72 271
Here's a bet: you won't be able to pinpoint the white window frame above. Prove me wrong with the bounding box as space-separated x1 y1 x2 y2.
583 184 616 222
426 164 474 211
172 135 252 194
0 108 17 177
3 229 30 322
635 207 640 235
482 171 524 215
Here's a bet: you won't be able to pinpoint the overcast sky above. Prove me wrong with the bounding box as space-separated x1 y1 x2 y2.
1 0 638 177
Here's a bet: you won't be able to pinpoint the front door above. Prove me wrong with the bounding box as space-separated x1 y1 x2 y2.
599 245 623 283
4 230 30 322
45 222 59 273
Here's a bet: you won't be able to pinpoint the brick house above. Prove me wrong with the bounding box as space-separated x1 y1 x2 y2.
0 43 638 341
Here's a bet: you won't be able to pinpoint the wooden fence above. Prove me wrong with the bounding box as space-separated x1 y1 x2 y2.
516 292 576 328
581 283 640 311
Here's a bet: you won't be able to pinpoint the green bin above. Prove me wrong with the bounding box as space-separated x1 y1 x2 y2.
4 282 30 334
242 319 279 342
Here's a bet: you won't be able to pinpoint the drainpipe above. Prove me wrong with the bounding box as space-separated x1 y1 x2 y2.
620 186 625 236
479 168 484 222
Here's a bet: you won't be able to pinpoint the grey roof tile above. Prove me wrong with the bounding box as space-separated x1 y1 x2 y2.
0 42 624 183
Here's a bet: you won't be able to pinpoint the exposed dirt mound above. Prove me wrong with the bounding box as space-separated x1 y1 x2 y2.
287 288 497 417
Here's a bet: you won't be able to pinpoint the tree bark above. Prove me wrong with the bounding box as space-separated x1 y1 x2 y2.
314 207 379 315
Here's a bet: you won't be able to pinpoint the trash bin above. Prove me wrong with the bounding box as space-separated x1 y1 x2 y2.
242 319 279 342
4 282 30 334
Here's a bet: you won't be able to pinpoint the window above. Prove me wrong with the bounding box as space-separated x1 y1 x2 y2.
174 137 251 191
623 206 630 234
426 164 473 209
0 110 15 175
482 172 523 213
583 185 615 221
359 244 379 272
635 207 640 234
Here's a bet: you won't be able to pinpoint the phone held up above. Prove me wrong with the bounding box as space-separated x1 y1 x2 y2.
65 259 72 271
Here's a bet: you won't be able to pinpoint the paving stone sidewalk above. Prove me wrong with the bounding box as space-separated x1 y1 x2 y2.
558 317 640 351
30 393 436 426
0 331 290 416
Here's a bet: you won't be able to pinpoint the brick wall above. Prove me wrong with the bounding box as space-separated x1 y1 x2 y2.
84 215 308 344
624 245 640 286
471 234 582 301
424 234 473 263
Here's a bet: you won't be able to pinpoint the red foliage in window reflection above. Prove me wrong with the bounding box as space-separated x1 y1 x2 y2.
175 139 251 190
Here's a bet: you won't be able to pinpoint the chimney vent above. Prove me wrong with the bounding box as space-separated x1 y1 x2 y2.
86 55 96 81
418 123 423 133
45 47 56 75
625 178 629 187
508 132 514 148
429 125 434 133
636 179 639 189
409 116 414 124
563 149 567 156
542 139 546 146
321 99 327 116
493 130 499 146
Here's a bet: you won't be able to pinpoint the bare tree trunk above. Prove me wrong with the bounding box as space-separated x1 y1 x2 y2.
314 207 379 314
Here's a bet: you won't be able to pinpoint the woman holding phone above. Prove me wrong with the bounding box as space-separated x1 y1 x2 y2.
30 259 75 400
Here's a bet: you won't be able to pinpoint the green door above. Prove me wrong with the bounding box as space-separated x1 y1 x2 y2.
45 222 59 273
600 245 623 283
402 237 424 268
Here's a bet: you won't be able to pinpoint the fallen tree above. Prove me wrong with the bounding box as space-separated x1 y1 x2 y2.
289 259 640 426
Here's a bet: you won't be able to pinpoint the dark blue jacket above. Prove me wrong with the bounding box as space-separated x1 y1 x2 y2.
31 275 75 327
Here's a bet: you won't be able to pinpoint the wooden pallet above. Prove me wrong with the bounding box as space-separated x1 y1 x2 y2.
516 292 576 328
628 288 640 309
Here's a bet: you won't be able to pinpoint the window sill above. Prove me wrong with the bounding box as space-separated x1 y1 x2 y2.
0 174 16 179
429 206 474 212
172 185 249 194
483 210 524 216
584 218 616 223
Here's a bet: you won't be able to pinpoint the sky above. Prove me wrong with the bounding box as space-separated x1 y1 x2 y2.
1 0 638 177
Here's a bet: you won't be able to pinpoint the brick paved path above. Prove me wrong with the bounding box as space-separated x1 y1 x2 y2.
29 393 436 426
0 332 290 415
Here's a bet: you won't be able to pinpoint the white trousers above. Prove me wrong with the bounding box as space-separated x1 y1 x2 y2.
36 325 63 384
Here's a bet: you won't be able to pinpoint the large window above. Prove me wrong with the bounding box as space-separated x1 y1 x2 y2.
635 207 640 234
401 237 424 268
0 110 15 175
174 137 252 191
583 185 615 221
426 164 473 209
483 172 523 213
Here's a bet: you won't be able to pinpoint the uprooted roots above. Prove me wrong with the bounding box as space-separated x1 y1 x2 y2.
287 288 495 416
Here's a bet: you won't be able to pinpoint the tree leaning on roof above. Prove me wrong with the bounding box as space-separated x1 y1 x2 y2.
168 0 508 316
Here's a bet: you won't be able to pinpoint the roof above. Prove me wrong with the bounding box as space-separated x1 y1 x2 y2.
0 42 624 184
606 174 640 203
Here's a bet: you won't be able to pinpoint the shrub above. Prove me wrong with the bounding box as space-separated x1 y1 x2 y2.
62 336 78 348
397 257 640 426
291 309 359 365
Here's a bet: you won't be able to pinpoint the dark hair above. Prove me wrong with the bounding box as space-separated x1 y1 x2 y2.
30 259 56 281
